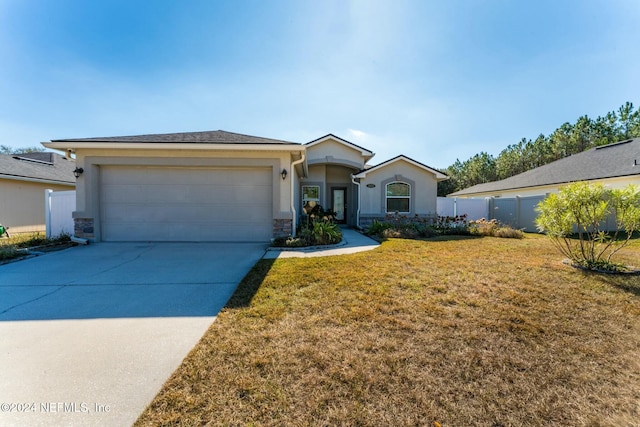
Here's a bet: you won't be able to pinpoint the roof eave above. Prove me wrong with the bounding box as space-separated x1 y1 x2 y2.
354 156 448 180
305 134 374 158
42 141 304 152
0 174 75 186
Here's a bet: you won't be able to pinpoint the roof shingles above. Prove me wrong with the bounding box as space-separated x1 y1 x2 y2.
51 130 299 145
0 153 76 184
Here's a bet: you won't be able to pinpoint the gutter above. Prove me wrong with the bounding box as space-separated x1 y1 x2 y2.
290 152 306 236
0 174 75 186
351 174 361 229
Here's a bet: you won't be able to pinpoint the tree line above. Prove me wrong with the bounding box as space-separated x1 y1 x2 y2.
438 102 640 196
0 145 45 155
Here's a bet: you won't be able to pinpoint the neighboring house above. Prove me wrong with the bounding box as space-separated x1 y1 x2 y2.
0 152 76 233
450 138 640 198
43 130 447 242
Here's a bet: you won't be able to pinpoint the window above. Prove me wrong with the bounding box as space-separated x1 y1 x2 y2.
302 185 320 214
386 182 410 213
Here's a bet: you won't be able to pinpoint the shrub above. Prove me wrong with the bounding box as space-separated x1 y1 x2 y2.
311 220 342 245
366 219 394 236
536 182 640 272
432 215 470 235
366 214 466 238
469 219 524 239
493 226 525 239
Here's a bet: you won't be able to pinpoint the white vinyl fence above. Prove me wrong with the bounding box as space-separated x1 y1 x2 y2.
438 195 546 232
437 197 490 221
45 190 76 238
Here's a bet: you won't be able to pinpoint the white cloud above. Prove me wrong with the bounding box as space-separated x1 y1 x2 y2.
346 128 367 140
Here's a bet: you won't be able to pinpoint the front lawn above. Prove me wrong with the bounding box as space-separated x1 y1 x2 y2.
136 235 640 426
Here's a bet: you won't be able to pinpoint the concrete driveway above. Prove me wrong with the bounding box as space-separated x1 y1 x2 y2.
0 242 267 427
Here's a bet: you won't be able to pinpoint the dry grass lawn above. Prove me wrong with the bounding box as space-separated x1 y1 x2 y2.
135 235 640 427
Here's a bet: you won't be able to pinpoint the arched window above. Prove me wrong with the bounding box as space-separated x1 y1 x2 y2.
386 182 410 213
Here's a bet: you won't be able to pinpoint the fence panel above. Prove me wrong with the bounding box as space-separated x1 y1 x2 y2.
492 198 518 227
457 198 489 220
437 197 489 220
442 193 626 233
519 196 545 232
436 197 455 217
46 190 76 238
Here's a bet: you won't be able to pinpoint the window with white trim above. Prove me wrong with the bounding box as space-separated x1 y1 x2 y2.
302 185 320 214
386 182 410 213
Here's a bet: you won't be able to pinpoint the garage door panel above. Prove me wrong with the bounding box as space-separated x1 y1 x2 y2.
104 201 271 220
102 222 271 242
100 166 273 242
101 185 144 203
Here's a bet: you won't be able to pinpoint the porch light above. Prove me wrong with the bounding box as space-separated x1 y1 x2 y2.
281 168 288 180
73 167 84 178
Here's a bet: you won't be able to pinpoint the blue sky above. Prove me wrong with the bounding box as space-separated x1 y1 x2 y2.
1 0 639 168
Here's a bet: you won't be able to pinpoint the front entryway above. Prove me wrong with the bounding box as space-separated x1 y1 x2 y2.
332 187 347 224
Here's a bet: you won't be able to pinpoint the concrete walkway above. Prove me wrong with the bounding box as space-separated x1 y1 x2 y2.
263 227 379 259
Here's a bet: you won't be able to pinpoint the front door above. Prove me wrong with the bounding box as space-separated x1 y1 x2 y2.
332 188 346 223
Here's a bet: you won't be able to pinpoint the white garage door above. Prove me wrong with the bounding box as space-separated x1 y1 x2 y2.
100 166 273 242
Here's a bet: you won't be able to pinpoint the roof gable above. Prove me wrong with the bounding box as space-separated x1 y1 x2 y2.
451 138 640 196
354 155 448 181
305 134 374 160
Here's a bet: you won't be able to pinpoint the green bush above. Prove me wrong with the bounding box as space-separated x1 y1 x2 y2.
536 182 640 272
311 221 342 245
366 220 394 236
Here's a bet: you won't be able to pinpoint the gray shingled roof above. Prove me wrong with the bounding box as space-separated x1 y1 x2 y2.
51 130 299 145
451 138 640 196
0 152 76 185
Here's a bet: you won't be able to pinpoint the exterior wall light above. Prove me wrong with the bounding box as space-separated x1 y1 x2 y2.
73 167 84 178
281 169 288 180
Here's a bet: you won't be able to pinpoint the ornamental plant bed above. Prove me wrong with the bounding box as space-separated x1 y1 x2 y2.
365 214 523 240
272 207 343 247
0 233 74 263
136 235 640 426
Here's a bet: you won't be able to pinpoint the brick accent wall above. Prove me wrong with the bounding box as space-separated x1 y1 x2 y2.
272 218 292 238
74 218 95 239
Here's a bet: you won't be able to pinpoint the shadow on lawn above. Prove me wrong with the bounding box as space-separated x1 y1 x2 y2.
591 274 640 297
225 258 276 308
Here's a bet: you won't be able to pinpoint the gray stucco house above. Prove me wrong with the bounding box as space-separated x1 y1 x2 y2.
43 130 447 242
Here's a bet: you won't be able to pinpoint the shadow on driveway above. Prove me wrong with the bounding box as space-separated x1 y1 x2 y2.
0 242 268 321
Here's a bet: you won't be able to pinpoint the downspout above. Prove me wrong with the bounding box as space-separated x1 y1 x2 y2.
351 174 361 229
290 152 306 237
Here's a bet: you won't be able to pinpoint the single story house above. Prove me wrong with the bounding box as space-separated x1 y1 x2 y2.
43 130 447 242
0 152 76 233
450 138 640 198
